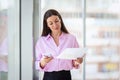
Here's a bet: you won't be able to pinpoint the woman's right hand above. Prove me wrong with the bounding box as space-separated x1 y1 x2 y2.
39 56 53 68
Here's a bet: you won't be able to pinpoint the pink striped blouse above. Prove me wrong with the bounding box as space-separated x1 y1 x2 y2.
35 32 79 72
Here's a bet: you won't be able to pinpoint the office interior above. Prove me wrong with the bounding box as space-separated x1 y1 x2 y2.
0 0 120 80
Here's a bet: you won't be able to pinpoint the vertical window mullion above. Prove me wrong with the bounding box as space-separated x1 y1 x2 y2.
82 0 86 80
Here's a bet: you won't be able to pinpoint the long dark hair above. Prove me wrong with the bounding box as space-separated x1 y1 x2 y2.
41 9 69 36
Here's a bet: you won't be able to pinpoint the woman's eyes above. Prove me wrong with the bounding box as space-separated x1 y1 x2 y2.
49 23 53 25
55 20 59 23
48 20 59 25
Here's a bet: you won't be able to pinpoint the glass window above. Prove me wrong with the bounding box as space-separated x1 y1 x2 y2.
35 0 120 80
0 1 8 80
0 0 20 80
86 0 120 80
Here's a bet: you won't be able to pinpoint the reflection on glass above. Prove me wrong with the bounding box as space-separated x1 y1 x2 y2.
0 0 8 80
86 0 120 80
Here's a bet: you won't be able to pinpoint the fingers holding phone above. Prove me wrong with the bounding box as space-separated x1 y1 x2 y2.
39 55 53 68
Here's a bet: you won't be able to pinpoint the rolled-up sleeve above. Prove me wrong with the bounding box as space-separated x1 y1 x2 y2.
35 38 45 71
35 37 52 71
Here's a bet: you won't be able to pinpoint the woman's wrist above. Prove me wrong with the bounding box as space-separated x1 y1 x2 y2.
39 60 47 69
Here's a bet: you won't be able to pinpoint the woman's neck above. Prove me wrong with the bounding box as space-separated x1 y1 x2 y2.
51 31 62 39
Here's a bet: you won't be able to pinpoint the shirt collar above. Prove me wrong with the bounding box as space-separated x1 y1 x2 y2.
45 34 51 40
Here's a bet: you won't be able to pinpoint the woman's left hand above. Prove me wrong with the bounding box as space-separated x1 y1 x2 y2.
76 58 83 64
72 58 83 69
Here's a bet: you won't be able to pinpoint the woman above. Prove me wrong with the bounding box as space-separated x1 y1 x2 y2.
35 9 83 80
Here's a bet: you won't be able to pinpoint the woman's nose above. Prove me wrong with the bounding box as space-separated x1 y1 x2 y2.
53 23 57 27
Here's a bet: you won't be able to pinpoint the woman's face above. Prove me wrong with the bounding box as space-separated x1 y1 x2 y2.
47 15 61 33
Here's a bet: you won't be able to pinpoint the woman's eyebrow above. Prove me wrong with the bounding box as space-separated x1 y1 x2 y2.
47 17 59 23
55 18 59 21
47 21 52 24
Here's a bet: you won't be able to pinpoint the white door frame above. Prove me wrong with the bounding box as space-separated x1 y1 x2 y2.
21 0 33 80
